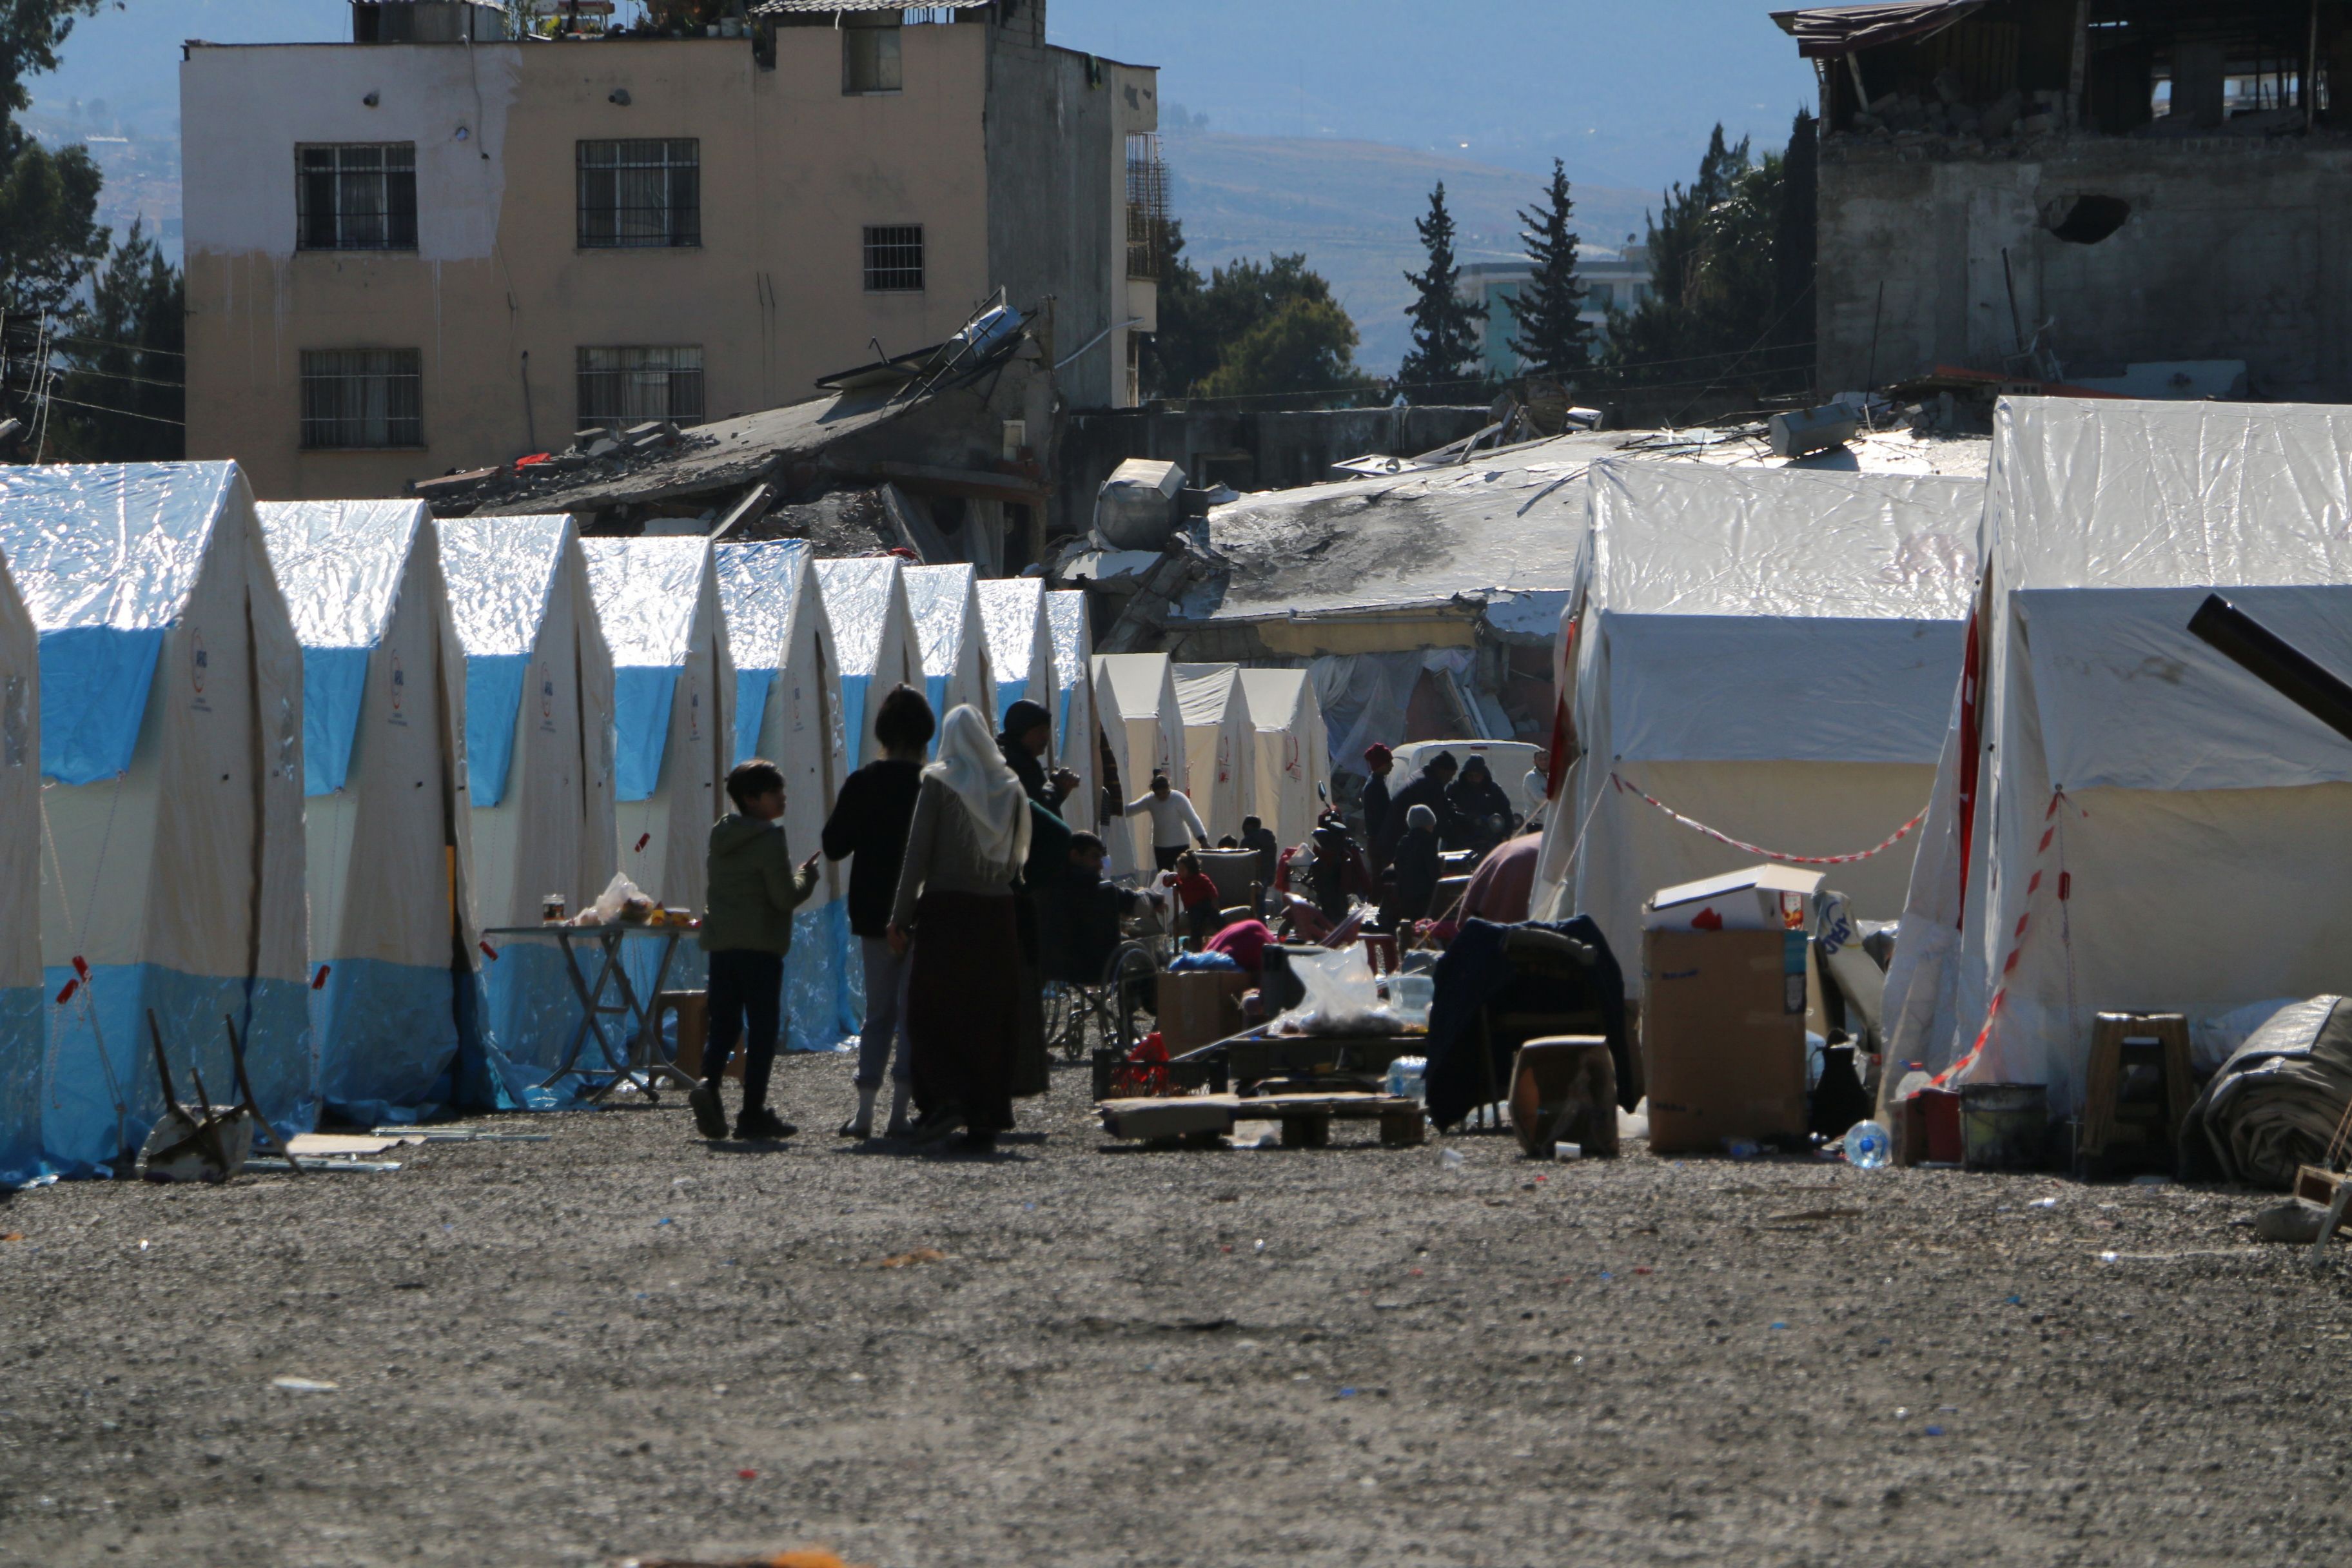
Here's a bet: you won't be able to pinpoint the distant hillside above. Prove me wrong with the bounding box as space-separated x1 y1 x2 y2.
1160 133 1658 377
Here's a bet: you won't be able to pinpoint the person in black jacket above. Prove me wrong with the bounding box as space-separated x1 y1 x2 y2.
1372 750 1458 869
1360 744 1396 847
820 684 933 1139
1446 754 1518 856
1380 803 1442 930
998 698 1079 812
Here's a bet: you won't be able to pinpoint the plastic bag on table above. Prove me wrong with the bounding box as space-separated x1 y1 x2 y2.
574 872 653 927
1270 944 1402 1037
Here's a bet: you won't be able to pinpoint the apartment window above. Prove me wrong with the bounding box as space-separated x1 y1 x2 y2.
843 21 903 94
576 346 705 430
576 139 700 249
863 225 925 292
1585 282 1616 313
295 143 417 251
300 349 423 449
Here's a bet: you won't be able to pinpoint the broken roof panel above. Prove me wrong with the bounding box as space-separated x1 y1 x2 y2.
1769 1 1990 58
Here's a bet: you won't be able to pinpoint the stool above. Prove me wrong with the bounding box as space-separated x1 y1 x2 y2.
1509 1036 1618 1159
2079 1011 2192 1177
656 991 722 1080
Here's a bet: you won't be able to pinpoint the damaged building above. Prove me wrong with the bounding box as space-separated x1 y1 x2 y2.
179 0 1157 500
1779 0 2352 398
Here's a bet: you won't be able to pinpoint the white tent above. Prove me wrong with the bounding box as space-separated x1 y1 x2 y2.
260 500 478 1126
0 547 41 1184
1093 652 1188 874
714 539 853 1054
903 563 995 734
439 515 618 1102
1237 667 1331 853
1172 663 1250 842
814 557 923 769
1884 398 2352 1114
1539 461 1979 985
582 538 734 917
977 576 1057 736
0 463 311 1176
1046 589 1097 832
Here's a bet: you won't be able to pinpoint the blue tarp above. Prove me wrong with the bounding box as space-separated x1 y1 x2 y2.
732 669 776 767
35 625 164 785
312 959 465 1127
299 645 372 796
464 652 532 808
43 965 313 1177
611 665 680 803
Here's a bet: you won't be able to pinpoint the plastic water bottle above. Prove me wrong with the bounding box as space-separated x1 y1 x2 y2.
1391 972 1435 1028
1894 1062 1933 1102
1385 1055 1428 1102
1846 1119 1892 1170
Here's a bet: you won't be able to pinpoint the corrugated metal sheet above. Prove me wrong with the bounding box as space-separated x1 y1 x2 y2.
1769 0 1991 59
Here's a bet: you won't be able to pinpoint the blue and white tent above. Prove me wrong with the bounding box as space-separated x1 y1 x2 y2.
0 547 41 1184
903 564 995 738
0 463 311 1176
581 538 733 917
440 515 618 1103
814 557 923 769
714 540 853 1053
1046 589 1097 832
259 500 479 1126
977 576 1057 733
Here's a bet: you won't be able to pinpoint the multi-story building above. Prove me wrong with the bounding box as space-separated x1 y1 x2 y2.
1780 0 2352 398
181 1 1159 500
1458 245 1652 382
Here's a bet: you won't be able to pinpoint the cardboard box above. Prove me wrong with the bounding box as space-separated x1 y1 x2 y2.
1155 969 1252 1052
1643 864 1824 934
1642 927 1808 1153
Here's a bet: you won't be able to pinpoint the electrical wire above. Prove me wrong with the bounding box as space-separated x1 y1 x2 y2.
32 391 186 427
49 332 186 359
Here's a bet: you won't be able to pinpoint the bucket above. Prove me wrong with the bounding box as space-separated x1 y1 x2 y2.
1959 1083 2047 1171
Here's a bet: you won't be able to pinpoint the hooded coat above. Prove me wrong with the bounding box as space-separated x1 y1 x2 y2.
701 815 821 954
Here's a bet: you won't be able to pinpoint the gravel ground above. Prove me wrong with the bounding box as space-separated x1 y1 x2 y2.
5 1054 2351 1568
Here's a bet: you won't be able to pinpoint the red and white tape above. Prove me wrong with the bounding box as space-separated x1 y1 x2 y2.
1610 773 1929 867
1930 790 2068 1089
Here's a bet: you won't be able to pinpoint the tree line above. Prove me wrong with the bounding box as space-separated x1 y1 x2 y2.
1 0 185 463
1146 110 1821 411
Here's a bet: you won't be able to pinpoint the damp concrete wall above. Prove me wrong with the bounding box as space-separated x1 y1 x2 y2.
1816 136 2352 398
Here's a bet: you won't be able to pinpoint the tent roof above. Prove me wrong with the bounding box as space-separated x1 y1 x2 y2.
1990 398 2352 593
1237 666 1310 726
257 500 426 652
1046 589 1090 694
438 515 570 659
1173 663 1241 727
1096 652 1172 718
582 537 709 671
0 461 238 632
1591 462 1980 622
903 563 976 678
813 556 901 676
976 576 1046 688
712 539 814 678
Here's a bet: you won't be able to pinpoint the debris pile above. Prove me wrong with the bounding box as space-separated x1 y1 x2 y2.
409 420 719 513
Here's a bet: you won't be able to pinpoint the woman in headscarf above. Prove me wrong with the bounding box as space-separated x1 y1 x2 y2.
888 705 1034 1151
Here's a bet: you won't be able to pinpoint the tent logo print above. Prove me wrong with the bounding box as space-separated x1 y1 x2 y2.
542 674 554 721
190 631 207 695
389 653 406 715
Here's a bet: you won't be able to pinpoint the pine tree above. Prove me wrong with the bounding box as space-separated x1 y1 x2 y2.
1397 181 1485 399
1505 159 1592 378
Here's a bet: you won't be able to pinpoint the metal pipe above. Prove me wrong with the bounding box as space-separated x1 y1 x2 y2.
2187 593 2352 746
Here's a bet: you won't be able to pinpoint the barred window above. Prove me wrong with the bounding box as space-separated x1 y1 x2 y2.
300 349 423 449
843 22 902 93
862 225 924 293
296 143 417 251
576 346 705 430
576 139 700 249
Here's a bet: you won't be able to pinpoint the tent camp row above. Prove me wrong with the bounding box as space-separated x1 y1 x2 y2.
1093 652 1333 874
0 463 1112 1181
1526 398 2352 1122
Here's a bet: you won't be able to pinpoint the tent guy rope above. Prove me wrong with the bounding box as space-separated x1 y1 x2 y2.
1609 772 1929 867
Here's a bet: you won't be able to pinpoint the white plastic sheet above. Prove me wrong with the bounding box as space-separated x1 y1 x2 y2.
1046 589 1097 831
814 557 922 769
1885 398 2352 1113
977 576 1055 727
903 564 994 733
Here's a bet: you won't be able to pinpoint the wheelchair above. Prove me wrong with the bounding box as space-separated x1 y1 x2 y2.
1039 880 1173 1063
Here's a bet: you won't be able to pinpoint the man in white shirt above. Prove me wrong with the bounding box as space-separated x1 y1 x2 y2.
1122 772 1209 872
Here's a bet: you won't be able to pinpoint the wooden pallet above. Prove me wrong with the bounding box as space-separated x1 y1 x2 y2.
1097 1092 1427 1148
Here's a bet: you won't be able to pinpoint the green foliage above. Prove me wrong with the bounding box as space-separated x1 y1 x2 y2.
0 0 102 118
1504 159 1592 379
1598 114 1817 398
45 219 183 462
1398 181 1486 400
1142 223 1372 400
1 0 106 320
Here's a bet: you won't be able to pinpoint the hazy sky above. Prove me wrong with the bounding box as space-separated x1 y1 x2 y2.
31 0 1819 191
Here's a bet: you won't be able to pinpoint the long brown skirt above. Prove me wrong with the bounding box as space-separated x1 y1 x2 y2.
906 889 1022 1135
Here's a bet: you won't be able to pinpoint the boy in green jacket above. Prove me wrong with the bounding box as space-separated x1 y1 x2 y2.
691 759 821 1142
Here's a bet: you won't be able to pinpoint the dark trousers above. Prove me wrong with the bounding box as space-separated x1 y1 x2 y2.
1153 844 1185 873
703 949 784 1112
